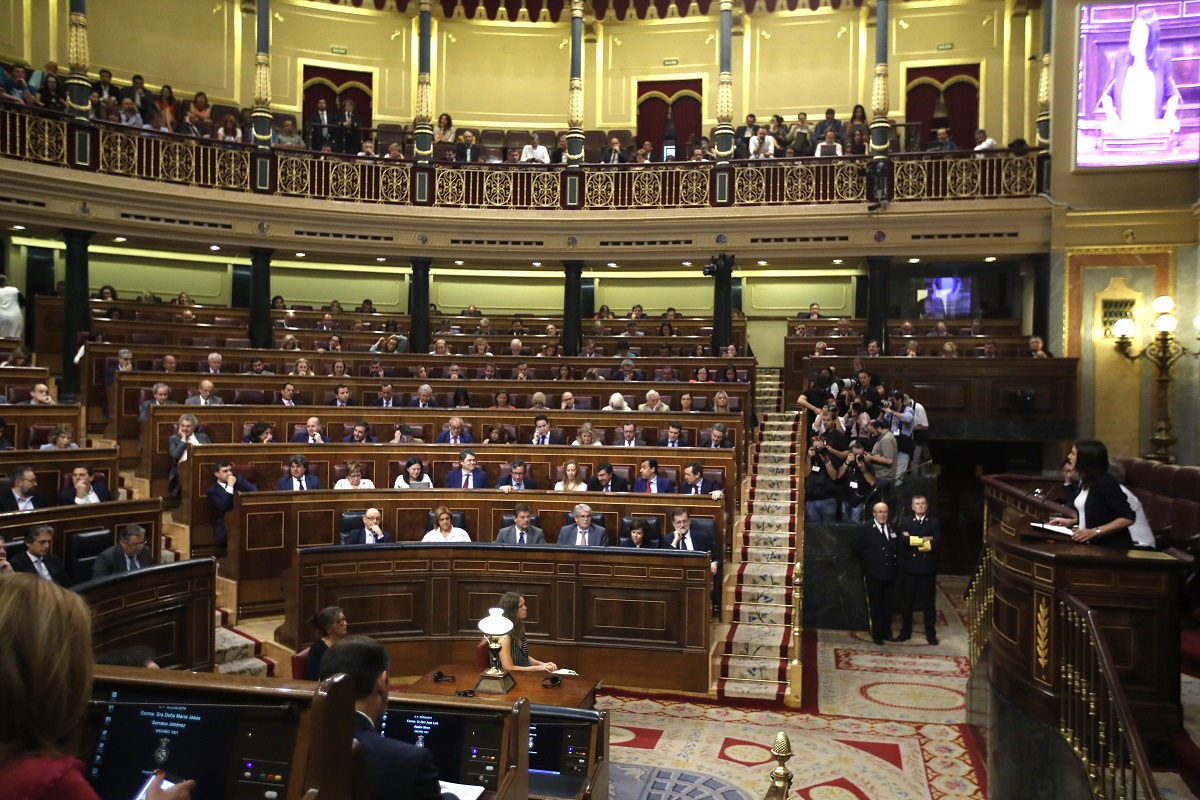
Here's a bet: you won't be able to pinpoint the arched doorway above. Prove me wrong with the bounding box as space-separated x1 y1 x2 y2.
302 66 374 153
636 79 702 160
905 65 980 149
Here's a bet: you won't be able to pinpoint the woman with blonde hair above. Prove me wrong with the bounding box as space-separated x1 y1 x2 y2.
291 357 313 376
555 459 587 491
0 575 195 798
571 422 602 446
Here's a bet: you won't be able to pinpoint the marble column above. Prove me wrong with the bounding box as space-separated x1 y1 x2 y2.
250 0 274 148
562 261 583 355
60 229 93 403
413 0 434 164
249 249 273 348
65 0 92 118
409 258 432 354
712 0 735 166
565 0 585 167
866 256 890 352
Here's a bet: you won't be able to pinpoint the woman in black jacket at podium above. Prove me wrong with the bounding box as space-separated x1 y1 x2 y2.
1049 439 1136 549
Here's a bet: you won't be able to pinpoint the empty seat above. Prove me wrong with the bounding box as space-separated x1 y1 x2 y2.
66 529 114 585
26 424 55 449
479 129 506 148
232 389 267 404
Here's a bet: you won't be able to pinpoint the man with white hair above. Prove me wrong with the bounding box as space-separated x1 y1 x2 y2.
638 390 669 412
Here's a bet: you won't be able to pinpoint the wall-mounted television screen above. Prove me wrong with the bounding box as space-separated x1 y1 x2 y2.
1076 3 1200 168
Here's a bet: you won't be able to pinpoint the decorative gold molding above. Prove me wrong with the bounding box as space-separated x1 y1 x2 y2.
67 12 89 75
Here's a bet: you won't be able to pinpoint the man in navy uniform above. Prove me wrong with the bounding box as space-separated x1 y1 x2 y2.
896 495 942 645
851 501 899 645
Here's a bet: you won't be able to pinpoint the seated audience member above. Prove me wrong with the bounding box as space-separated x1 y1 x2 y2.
326 383 355 407
369 383 397 407
928 127 958 151
39 423 78 450
941 341 960 358
8 525 70 586
707 422 733 449
275 118 305 148
317 635 452 800
1107 463 1156 550
207 459 257 543
815 128 842 156
555 459 587 492
424 506 471 542
496 503 545 544
604 393 631 412
639 390 669 412
497 591 559 674
520 133 550 163
586 462 628 492
978 341 998 358
293 416 331 443
184 379 222 406
679 460 724 499
167 414 210 495
247 421 275 443
342 422 378 444
409 384 437 408
203 352 225 374
497 459 537 492
343 508 390 544
634 457 675 493
528 392 548 410
436 417 473 445
559 503 608 547
621 519 653 548
28 383 54 405
394 455 432 488
0 572 199 797
925 321 950 337
306 606 348 680
1026 335 1053 358
390 424 423 445
335 461 377 490
657 421 689 448
0 468 31 512
482 423 512 444
616 422 645 447
490 389 516 410
679 393 695 412
278 454 322 491
320 334 344 354
291 358 315 377
57 464 112 505
445 449 488 489
903 340 921 357
136 383 173 425
243 357 273 375
91 524 152 578
532 414 563 445
712 390 731 414
572 423 601 446
665 507 720 578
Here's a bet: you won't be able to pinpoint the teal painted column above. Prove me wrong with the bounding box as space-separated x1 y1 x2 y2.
413 0 434 164
565 0 585 168
713 0 735 166
1036 1 1052 148
869 0 890 157
65 0 92 118
251 0 273 148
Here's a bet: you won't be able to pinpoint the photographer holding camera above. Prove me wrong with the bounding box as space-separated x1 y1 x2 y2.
835 439 878 522
882 392 917 477
805 410 850 521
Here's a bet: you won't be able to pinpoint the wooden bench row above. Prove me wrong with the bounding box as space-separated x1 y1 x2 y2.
0 447 122 507
0 405 84 450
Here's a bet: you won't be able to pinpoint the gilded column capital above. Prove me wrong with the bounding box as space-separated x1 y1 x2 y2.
871 63 889 119
568 77 584 129
716 72 733 126
254 52 271 108
1037 53 1051 109
68 12 90 74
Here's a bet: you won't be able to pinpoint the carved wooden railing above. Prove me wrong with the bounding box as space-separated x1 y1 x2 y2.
965 540 993 665
0 103 1046 210
1059 594 1161 800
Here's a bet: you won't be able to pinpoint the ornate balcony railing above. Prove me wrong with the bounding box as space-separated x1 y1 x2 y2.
0 103 1046 210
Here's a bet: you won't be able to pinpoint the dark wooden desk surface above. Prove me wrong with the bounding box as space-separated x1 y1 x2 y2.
402 663 599 709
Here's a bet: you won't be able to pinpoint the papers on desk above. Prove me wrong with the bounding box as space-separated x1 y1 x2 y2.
1030 522 1075 539
553 669 579 676
440 781 485 800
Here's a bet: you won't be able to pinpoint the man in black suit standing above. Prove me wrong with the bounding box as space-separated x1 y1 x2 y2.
167 414 211 497
10 524 71 586
319 636 456 800
0 465 43 513
91 524 154 578
851 501 900 645
307 98 334 151
455 130 482 163
333 98 362 154
342 508 392 545
896 495 942 645
57 464 113 505
585 462 628 493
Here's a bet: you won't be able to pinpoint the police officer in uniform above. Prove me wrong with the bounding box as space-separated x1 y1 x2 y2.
896 495 942 645
851 501 899 644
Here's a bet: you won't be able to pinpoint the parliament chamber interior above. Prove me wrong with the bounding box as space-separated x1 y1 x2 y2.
1 0 1199 798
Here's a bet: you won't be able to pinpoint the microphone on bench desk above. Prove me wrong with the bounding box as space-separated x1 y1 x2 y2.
433 671 456 683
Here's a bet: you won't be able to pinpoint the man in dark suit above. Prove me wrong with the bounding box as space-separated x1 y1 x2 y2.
435 417 473 445
137 382 177 423
342 421 378 444
896 495 942 645
319 636 455 800
58 464 114 505
277 454 323 491
207 460 257 544
633 458 675 494
325 384 357 407
292 416 331 444
550 134 569 164
183 379 223 406
664 508 721 599
307 98 334 151
91 68 119 102
559 503 607 547
616 422 645 448
678 461 723 498
455 130 482 162
495 503 545 545
333 99 362 154
167 414 211 497
585 462 628 493
444 449 488 489
368 383 397 408
10 524 71 586
91 524 153 578
118 74 154 116
0 465 44 513
408 384 437 408
657 422 690 448
851 501 901 645
707 422 733 449
342 508 392 545
601 136 628 164
531 415 564 445
496 459 537 492
276 383 300 407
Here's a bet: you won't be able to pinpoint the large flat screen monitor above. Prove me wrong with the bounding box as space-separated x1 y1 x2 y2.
1076 3 1200 167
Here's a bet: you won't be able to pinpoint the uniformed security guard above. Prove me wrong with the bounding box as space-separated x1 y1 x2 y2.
896 495 942 645
851 501 899 645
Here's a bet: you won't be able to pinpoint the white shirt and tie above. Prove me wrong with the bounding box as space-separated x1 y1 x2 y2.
33 557 52 580
379 398 392 407
675 530 693 550
293 477 308 490
282 399 295 406
576 528 590 546
535 435 548 445
126 554 141 571
177 434 201 462
365 529 379 544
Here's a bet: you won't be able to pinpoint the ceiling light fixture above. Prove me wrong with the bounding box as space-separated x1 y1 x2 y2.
832 259 843 264
984 256 996 262
908 257 920 263
295 252 306 258
209 245 221 251
114 237 127 243
376 257 386 262
757 260 768 266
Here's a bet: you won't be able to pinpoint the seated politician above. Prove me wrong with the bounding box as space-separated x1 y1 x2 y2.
559 503 607 547
57 463 113 505
90 524 153 578
633 458 675 494
495 502 545 545
318 635 455 800
585 462 628 493
207 459 258 543
496 459 537 492
343 508 391 545
292 416 331 444
277 454 322 491
678 460 724 499
436 417 473 445
444 449 488 489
